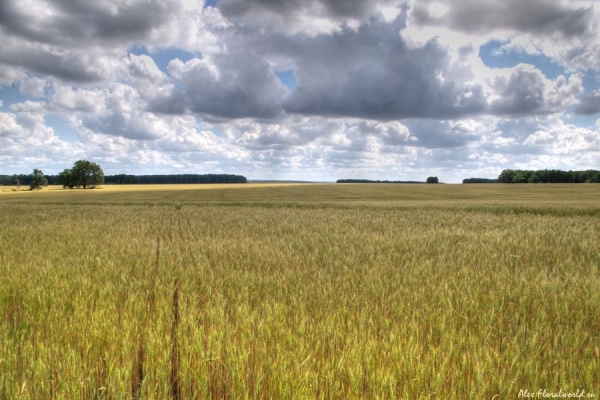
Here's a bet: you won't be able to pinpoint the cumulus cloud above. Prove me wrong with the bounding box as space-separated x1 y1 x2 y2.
0 104 82 174
490 67 546 115
221 0 374 21
405 0 600 72
0 0 180 47
17 75 48 97
51 85 107 113
218 0 400 35
224 120 320 150
168 53 287 119
488 65 582 115
219 117 416 155
479 115 600 164
0 1 232 86
575 90 600 115
74 83 181 140
409 0 593 37
0 39 120 83
525 120 600 154
123 54 190 115
215 115 487 157
407 119 484 148
0 112 27 138
277 14 487 120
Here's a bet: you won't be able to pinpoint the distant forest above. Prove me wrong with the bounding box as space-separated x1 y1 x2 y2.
462 178 499 184
337 179 426 184
338 169 600 184
0 173 247 186
465 169 600 184
103 174 247 184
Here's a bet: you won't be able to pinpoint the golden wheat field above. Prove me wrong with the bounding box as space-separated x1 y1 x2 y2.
0 183 599 399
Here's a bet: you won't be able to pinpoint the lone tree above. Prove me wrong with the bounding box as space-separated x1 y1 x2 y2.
426 176 439 184
59 160 104 189
29 169 48 190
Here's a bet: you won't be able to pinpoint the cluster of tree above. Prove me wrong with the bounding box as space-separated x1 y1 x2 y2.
2 175 26 186
0 169 52 190
337 177 440 184
58 160 105 189
337 179 424 184
1 174 57 186
498 169 600 183
1 161 104 188
29 169 48 190
103 174 247 184
462 178 499 184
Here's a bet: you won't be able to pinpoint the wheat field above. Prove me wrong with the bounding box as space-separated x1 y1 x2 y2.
1 184 599 399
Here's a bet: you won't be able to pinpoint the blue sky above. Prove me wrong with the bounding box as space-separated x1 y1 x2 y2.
479 41 566 80
0 0 599 182
274 70 299 93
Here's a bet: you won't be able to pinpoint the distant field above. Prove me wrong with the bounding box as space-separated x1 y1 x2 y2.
1 184 598 398
0 182 300 195
1 183 599 206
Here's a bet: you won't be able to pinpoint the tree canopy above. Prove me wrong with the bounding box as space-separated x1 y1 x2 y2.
59 160 104 189
498 169 600 183
28 169 48 190
462 178 499 184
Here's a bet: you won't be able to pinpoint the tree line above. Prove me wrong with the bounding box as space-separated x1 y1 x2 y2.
462 178 499 184
103 174 247 184
337 177 439 184
497 169 600 183
463 169 600 184
1 162 247 189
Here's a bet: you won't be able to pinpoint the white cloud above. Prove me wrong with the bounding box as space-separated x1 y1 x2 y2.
0 112 26 138
0 106 82 173
169 53 287 119
18 75 48 97
52 85 107 113
530 120 600 154
523 130 555 146
8 100 47 114
488 64 583 115
576 89 600 115
217 0 398 36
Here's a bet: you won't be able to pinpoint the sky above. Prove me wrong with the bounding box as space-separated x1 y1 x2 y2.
0 0 599 182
